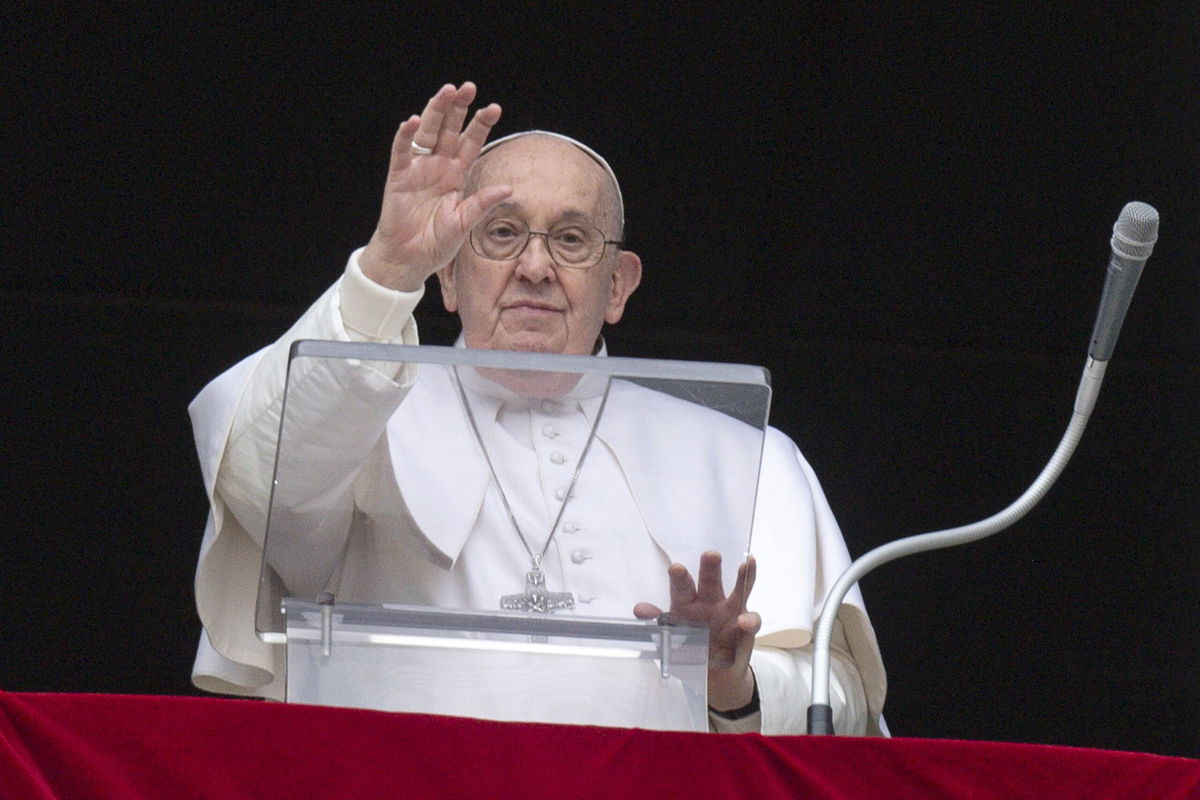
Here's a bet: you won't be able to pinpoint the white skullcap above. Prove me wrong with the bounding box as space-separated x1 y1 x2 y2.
478 130 624 229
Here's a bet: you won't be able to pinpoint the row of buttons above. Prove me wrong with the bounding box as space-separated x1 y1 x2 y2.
538 402 596 605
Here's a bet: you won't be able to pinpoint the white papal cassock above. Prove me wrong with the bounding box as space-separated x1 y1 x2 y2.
189 251 887 735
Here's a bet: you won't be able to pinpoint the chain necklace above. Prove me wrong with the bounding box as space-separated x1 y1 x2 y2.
453 367 612 613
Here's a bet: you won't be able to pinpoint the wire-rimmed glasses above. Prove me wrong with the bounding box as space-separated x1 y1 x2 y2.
469 217 623 269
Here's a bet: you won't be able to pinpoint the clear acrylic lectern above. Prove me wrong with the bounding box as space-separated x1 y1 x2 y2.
257 341 770 731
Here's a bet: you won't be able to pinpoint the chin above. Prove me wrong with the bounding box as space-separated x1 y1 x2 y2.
508 341 564 354
495 332 568 354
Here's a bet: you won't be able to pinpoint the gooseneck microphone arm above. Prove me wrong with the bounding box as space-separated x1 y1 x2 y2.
806 202 1159 735
806 359 1103 735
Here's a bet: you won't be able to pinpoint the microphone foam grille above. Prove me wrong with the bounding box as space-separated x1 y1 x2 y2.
1112 201 1159 259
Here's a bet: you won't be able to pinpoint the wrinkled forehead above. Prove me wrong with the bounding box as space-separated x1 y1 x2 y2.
475 131 624 229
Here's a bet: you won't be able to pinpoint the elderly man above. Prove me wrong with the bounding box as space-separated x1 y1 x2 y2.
190 83 885 734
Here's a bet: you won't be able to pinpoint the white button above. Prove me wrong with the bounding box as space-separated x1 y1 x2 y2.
571 550 593 564
540 399 561 414
577 594 595 604
542 425 559 439
563 521 581 533
554 486 568 501
550 451 567 465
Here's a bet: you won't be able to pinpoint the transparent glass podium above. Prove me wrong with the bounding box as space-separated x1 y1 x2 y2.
257 341 770 731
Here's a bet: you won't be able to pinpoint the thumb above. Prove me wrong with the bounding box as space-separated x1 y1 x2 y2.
632 602 663 620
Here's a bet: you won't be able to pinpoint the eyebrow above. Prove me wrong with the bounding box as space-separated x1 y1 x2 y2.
490 202 597 224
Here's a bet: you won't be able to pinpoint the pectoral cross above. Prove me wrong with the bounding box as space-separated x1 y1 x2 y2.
500 560 574 613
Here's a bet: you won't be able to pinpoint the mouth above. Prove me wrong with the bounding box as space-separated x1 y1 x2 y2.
503 300 562 314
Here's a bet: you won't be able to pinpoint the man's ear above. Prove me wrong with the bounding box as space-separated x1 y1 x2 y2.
604 249 642 325
436 260 458 313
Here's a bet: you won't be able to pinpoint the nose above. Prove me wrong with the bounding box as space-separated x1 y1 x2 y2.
513 232 558 283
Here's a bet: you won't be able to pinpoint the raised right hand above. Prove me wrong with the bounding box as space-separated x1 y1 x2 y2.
359 82 512 292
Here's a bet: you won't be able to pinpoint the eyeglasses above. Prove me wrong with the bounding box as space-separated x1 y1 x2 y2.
469 217 623 270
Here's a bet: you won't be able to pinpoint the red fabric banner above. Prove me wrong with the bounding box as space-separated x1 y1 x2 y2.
1 691 1197 799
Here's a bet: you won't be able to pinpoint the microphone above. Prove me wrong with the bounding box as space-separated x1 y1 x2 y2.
806 201 1160 735
1089 201 1159 362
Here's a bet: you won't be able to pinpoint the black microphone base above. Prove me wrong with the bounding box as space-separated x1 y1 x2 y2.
807 704 834 735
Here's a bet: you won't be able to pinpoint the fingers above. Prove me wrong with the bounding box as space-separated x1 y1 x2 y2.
407 82 501 162
412 83 458 152
667 562 697 607
653 553 757 631
456 102 503 162
665 553 756 606
387 115 423 174
730 555 757 609
695 551 726 602
436 84 475 151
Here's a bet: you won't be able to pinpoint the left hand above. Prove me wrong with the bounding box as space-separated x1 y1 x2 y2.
634 551 761 712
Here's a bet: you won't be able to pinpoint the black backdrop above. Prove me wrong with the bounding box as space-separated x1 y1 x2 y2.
3 4 1197 757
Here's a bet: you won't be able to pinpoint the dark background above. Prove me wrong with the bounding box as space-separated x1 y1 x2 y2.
3 4 1197 757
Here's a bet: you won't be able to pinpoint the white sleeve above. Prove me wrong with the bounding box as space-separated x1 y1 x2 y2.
709 622 871 735
747 428 888 734
190 248 426 695
216 250 425 588
753 632 871 736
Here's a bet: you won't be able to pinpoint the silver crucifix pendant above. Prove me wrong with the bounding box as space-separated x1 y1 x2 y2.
500 565 574 613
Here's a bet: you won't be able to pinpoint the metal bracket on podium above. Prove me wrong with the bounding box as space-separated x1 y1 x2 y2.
656 613 680 679
316 591 336 658
281 600 713 730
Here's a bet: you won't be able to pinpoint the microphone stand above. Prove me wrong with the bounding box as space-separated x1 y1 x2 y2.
806 356 1106 734
807 200 1158 735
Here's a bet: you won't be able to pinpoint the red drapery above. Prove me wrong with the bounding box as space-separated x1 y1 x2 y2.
2 691 1197 799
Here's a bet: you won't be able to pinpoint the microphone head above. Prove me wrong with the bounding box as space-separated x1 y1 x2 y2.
1111 201 1159 261
1090 201 1160 361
